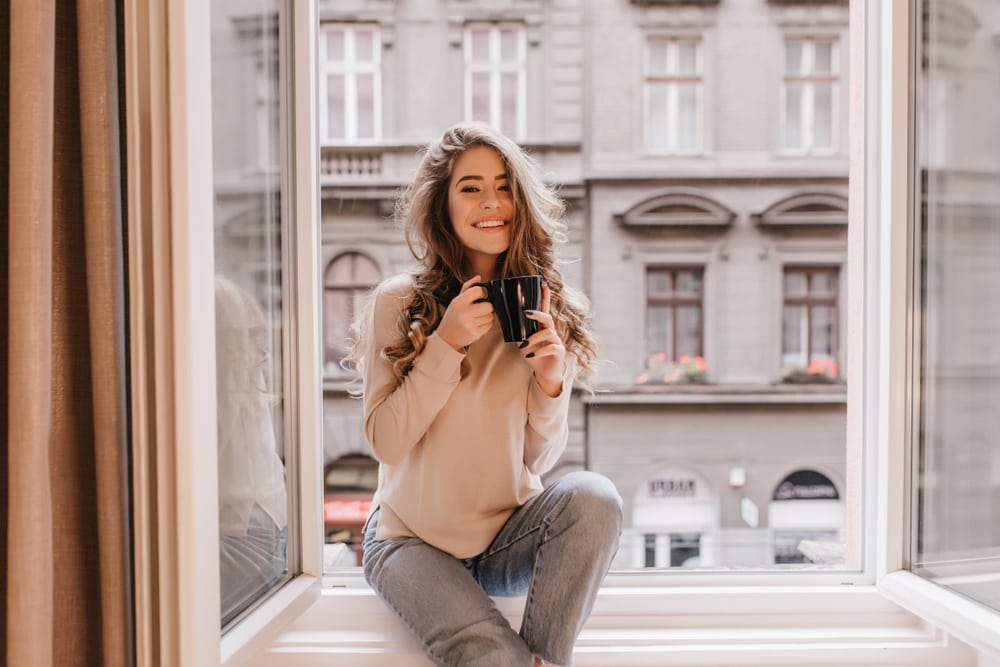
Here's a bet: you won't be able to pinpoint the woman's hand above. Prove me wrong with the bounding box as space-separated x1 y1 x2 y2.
436 275 495 352
520 284 566 397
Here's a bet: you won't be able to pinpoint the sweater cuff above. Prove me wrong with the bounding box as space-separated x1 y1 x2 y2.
411 332 465 382
527 356 575 416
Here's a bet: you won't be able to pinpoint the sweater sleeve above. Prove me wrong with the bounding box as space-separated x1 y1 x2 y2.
522 353 577 474
362 277 466 466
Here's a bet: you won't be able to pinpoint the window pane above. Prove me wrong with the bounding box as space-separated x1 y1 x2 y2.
785 83 804 149
470 29 489 61
785 40 803 75
813 84 833 149
675 269 702 296
677 41 698 75
677 84 698 151
809 305 835 359
913 0 1000 611
327 74 345 140
810 270 836 296
647 84 669 150
354 29 374 62
499 28 518 61
500 72 518 137
471 72 490 122
676 306 702 357
648 41 669 76
356 74 374 139
326 28 345 62
813 41 833 74
647 270 672 296
211 0 290 628
783 305 806 367
647 306 672 358
784 271 807 296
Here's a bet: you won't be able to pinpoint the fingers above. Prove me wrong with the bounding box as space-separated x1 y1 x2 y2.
540 283 551 313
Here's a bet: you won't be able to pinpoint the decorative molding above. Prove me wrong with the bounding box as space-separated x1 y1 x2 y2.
753 190 848 228
615 190 736 229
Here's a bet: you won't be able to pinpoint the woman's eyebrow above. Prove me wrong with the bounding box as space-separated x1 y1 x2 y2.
454 173 509 185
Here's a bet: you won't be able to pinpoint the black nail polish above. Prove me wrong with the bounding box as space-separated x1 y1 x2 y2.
518 340 529 349
526 352 535 359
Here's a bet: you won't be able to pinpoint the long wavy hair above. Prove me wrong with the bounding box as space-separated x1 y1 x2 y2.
348 122 597 395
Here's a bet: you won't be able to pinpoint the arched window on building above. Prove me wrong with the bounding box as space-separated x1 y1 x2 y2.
323 252 381 374
630 467 719 568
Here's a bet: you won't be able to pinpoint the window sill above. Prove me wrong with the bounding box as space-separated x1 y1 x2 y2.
879 570 1000 660
242 572 980 666
221 575 320 667
584 384 847 405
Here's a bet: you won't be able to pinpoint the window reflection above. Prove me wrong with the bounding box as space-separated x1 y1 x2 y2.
211 0 291 627
912 0 1000 613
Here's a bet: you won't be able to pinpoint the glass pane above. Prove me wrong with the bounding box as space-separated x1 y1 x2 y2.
499 28 518 62
470 28 489 62
810 306 835 359
647 270 672 297
785 40 803 75
785 84 804 149
810 270 836 296
783 305 806 367
813 41 833 74
326 254 354 284
675 270 702 296
813 84 833 149
354 28 374 62
354 254 381 283
356 74 374 139
324 291 351 367
211 0 290 628
327 74 345 140
677 41 698 75
500 72 518 137
648 41 669 76
677 84 698 152
784 271 807 296
646 306 672 360
470 72 490 123
325 27 345 63
913 0 1000 612
676 306 702 358
647 84 669 150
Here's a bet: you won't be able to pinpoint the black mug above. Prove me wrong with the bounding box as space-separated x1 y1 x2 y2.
475 275 543 343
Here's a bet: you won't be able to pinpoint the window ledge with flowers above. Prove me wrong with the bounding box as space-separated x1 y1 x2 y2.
584 353 845 405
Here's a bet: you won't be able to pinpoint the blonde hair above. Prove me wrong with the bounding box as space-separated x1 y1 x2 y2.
348 122 597 393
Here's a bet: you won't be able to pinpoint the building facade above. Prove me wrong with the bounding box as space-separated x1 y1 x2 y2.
318 0 850 569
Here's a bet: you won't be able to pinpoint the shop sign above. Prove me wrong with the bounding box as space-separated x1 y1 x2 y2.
648 477 697 498
772 470 839 501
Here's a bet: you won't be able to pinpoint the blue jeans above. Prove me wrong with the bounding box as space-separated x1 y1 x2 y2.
362 471 623 667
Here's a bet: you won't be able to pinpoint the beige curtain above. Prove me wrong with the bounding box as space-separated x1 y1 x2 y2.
1 1 131 666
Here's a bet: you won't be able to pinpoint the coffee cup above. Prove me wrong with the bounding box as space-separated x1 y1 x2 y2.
474 275 543 343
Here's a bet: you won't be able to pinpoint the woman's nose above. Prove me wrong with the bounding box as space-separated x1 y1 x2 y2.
480 191 500 208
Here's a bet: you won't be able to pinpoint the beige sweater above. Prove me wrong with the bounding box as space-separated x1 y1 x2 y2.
362 274 575 559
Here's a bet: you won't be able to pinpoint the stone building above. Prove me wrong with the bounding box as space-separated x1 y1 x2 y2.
318 0 850 569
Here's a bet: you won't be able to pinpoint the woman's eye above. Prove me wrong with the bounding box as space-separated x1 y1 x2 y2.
461 186 480 193
498 184 512 192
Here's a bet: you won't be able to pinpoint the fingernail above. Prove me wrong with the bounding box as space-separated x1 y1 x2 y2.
518 340 529 349
524 310 536 315
526 352 535 359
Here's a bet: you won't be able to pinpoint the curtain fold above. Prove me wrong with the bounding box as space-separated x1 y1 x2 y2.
1 1 131 666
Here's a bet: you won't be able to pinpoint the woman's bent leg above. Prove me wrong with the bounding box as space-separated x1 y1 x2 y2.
474 471 623 666
362 512 535 667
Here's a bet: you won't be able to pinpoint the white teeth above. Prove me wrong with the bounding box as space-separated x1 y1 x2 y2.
475 220 505 229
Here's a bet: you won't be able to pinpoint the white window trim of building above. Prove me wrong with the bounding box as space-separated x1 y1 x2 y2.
127 1 1000 665
643 35 704 155
780 34 840 157
318 22 381 144
463 22 527 141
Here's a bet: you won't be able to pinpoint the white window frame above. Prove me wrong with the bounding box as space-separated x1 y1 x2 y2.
643 35 704 155
463 22 527 140
318 22 382 144
127 0 1000 664
780 35 840 156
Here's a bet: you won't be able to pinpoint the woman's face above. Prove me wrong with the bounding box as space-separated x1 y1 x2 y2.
446 145 515 277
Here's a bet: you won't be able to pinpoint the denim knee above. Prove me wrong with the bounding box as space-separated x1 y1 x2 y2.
558 471 624 539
